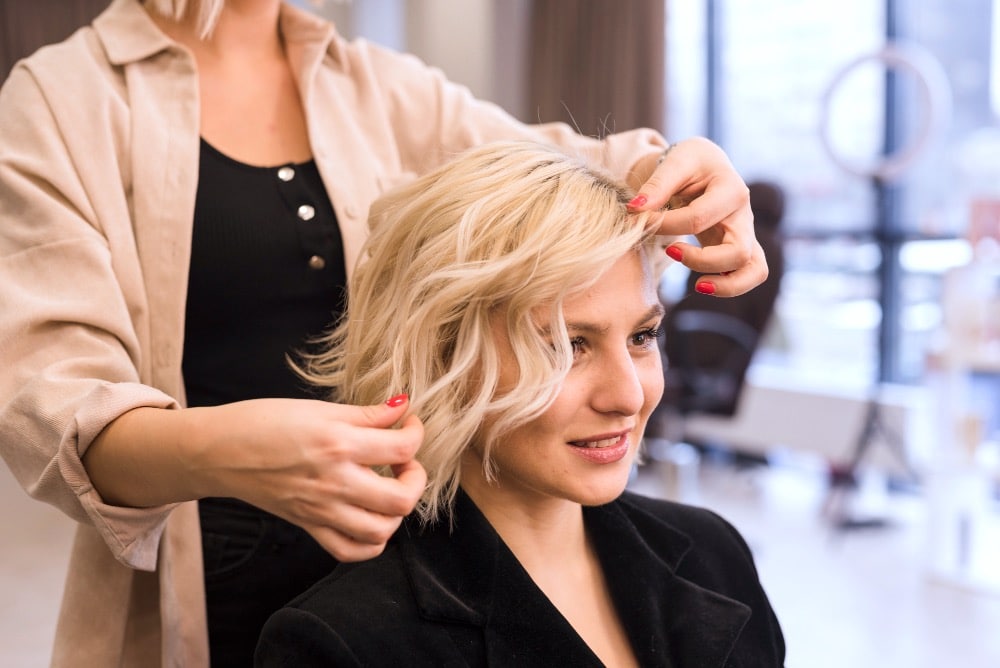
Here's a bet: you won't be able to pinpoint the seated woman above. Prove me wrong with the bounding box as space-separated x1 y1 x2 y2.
254 141 785 667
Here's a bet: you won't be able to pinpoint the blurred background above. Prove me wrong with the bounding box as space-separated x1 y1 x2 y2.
2 0 999 666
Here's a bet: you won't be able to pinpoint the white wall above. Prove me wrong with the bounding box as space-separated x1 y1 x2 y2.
405 0 493 101
300 0 528 113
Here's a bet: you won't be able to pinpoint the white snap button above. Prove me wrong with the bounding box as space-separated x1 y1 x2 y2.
297 204 316 221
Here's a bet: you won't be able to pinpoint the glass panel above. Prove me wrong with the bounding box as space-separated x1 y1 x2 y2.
675 0 1000 385
768 239 881 385
715 1 885 234
895 0 1000 237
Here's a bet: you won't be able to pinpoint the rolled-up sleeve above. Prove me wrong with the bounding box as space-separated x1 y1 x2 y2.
0 62 180 571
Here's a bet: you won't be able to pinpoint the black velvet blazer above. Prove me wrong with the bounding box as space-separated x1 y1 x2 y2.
255 490 785 667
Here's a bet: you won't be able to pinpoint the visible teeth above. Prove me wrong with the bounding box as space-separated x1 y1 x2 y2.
572 437 620 449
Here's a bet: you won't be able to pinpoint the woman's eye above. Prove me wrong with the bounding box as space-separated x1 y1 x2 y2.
632 327 663 348
570 337 586 355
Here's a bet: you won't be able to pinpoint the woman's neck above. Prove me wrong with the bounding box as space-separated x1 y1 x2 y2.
460 479 639 668
459 469 591 587
485 495 588 571
148 0 284 60
146 0 312 165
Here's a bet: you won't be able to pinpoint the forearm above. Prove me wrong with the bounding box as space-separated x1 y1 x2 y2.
83 406 210 507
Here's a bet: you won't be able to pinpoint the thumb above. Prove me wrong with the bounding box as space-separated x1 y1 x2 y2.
357 393 410 429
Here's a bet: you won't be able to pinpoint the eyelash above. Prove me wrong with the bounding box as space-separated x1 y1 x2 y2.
632 326 664 348
569 325 664 355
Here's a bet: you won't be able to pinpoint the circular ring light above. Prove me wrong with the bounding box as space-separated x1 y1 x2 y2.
819 42 951 183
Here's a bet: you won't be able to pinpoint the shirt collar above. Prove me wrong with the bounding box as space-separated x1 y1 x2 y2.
92 0 338 66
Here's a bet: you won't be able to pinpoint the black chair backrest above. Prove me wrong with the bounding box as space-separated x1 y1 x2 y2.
662 309 761 417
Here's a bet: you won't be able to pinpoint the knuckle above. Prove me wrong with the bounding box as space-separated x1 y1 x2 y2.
383 489 419 517
332 542 386 563
734 243 753 266
687 209 711 234
392 430 421 458
359 402 383 424
312 423 350 456
738 183 751 204
358 518 401 545
397 436 421 459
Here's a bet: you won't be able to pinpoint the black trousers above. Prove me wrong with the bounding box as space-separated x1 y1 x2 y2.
199 497 337 667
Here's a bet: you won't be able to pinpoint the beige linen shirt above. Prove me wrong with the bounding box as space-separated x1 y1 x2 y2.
0 0 666 665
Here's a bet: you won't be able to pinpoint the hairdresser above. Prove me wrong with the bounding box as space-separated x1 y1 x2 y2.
0 0 765 665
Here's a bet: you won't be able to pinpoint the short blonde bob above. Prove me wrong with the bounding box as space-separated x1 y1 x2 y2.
301 140 657 523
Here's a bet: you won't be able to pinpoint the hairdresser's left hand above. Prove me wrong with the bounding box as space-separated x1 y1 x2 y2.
628 136 768 297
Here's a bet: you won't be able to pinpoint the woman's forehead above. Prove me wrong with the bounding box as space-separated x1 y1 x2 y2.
523 250 659 327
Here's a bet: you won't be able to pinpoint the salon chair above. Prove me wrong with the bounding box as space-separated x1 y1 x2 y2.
661 308 760 419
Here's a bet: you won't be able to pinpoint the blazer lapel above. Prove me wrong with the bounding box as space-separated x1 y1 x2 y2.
399 492 751 668
482 547 607 668
588 500 752 668
399 492 605 667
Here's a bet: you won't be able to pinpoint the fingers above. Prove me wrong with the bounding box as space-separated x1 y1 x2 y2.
337 424 427 515
352 392 412 429
390 451 429 492
628 137 740 216
303 405 425 513
210 396 428 562
307 515 404 562
671 239 769 298
304 456 427 562
340 410 424 469
310 393 423 465
651 181 750 238
627 137 768 297
315 410 425 540
279 446 426 562
652 198 761 297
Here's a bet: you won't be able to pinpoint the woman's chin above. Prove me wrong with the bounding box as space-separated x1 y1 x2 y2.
574 471 633 507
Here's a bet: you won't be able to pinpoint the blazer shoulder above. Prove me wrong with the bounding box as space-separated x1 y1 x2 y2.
616 491 758 569
261 538 488 666
289 543 411 618
618 491 739 536
614 492 786 664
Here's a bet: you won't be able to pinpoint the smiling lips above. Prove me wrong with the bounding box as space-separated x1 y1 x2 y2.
568 432 632 464
569 435 626 449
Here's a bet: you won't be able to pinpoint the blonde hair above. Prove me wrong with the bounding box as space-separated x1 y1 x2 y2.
300 141 657 523
143 0 224 39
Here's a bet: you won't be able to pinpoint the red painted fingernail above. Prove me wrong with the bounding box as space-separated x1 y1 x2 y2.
627 194 647 209
695 281 716 295
665 246 683 262
385 393 408 407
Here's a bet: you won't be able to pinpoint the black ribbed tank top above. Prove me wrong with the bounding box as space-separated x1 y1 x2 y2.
182 139 347 406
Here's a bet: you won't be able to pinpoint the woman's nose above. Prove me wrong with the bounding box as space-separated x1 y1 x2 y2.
589 348 646 416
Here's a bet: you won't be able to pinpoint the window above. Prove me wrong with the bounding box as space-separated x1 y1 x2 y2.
669 0 999 386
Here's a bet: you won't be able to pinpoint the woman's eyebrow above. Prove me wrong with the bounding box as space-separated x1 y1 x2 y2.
565 304 666 334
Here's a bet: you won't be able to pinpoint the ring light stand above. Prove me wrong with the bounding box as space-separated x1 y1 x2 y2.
818 42 950 530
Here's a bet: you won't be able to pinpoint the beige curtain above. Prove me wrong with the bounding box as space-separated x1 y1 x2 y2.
1 0 108 83
528 0 666 137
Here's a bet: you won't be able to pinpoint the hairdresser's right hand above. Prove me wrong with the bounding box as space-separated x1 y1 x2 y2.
205 396 427 561
84 396 426 562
